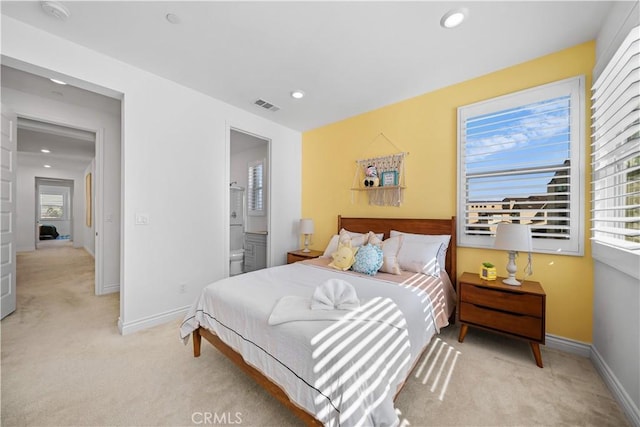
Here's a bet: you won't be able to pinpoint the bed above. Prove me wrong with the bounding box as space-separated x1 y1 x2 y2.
39 224 59 240
180 216 457 426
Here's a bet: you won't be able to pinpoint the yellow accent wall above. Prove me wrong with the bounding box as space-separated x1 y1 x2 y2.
302 41 595 343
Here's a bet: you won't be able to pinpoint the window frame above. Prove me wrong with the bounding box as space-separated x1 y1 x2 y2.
39 189 68 221
456 76 586 255
590 25 639 278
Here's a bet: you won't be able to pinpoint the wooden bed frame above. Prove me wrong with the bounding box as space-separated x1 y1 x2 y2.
192 216 457 426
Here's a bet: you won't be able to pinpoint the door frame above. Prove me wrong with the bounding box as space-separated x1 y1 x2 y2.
226 125 272 276
34 177 75 248
13 110 105 294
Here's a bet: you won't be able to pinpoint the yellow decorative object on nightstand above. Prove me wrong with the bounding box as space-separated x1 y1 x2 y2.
479 263 497 280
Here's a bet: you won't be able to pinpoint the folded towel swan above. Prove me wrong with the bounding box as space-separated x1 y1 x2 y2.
311 278 360 311
268 279 370 326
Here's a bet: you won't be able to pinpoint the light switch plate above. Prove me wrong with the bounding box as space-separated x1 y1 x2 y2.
135 213 149 225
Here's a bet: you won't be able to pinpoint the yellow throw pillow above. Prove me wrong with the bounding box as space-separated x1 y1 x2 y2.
328 242 359 271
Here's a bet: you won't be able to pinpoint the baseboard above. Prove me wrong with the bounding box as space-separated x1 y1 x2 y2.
591 346 640 427
545 333 591 358
117 305 191 335
101 283 120 294
546 334 639 427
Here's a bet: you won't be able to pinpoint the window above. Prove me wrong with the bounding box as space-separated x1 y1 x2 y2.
248 159 265 216
40 192 66 220
591 26 640 252
457 77 585 255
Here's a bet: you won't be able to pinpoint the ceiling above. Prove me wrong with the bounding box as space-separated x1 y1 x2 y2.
1 1 615 132
16 118 96 172
1 64 116 172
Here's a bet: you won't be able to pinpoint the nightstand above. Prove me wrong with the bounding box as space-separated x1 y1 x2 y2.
287 249 323 264
457 272 546 368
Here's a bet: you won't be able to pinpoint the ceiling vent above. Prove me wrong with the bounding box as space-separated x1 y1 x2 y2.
254 98 280 112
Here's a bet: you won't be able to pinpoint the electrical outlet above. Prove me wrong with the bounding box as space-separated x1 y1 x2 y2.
179 283 187 294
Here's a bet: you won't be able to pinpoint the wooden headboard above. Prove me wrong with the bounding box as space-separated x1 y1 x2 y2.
337 216 457 288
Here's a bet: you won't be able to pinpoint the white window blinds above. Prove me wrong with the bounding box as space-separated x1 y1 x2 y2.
457 77 585 255
591 26 640 251
248 159 264 215
40 193 64 219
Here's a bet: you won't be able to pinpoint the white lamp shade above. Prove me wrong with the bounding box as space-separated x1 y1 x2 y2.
494 223 532 252
299 218 314 235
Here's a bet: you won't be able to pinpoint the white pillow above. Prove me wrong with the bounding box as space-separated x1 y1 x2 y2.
366 231 383 247
390 230 450 274
322 229 366 257
395 241 443 276
322 235 340 258
379 235 403 275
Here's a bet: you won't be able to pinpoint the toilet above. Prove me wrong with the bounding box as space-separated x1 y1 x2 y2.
230 224 244 276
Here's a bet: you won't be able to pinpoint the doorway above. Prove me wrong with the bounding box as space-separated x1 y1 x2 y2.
2 65 122 300
35 177 75 248
229 128 270 275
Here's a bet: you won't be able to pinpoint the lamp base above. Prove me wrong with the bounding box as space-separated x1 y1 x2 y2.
302 234 311 253
503 250 521 286
502 276 522 286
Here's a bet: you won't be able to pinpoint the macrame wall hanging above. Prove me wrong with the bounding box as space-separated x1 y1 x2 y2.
351 133 408 207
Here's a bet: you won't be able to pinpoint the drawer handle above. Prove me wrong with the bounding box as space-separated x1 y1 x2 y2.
473 304 526 317
470 284 522 296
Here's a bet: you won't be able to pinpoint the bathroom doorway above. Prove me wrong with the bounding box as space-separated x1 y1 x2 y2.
229 128 270 276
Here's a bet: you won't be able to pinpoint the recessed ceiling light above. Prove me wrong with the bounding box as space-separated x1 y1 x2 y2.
44 164 52 168
440 8 468 29
291 90 305 99
41 149 51 153
50 78 67 85
166 13 180 24
41 1 70 21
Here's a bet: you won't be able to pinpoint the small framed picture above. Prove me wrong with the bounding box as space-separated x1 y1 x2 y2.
381 170 398 186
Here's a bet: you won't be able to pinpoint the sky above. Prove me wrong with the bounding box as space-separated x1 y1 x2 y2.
464 95 571 202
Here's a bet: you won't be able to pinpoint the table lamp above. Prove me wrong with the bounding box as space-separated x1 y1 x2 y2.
299 218 314 252
494 223 533 286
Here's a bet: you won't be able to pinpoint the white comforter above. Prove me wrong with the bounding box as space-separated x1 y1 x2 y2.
180 262 448 426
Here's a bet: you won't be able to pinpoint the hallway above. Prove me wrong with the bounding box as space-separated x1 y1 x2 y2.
11 243 116 326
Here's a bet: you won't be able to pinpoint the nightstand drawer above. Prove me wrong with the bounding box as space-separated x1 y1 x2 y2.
286 250 323 264
460 284 543 317
287 253 307 264
459 302 543 341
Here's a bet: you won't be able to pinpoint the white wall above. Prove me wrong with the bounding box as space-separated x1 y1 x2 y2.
1 16 302 334
2 86 120 291
592 3 640 427
593 1 640 80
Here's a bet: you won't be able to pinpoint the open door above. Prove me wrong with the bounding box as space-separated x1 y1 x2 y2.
1 105 17 319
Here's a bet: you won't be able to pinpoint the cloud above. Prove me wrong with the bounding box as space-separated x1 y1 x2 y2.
465 97 570 163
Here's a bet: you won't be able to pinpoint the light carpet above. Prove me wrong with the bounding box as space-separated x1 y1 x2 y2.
1 244 629 426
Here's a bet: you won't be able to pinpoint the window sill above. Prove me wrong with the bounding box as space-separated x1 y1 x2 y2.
592 241 640 280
